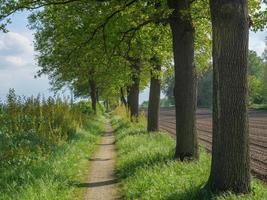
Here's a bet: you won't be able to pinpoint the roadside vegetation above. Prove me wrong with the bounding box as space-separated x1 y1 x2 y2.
0 90 104 200
0 0 266 196
112 110 267 200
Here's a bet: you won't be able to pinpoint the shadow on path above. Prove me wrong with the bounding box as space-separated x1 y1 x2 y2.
83 122 119 200
76 179 118 188
88 158 111 161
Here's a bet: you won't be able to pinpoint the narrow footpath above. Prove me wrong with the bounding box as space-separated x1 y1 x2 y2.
84 122 119 200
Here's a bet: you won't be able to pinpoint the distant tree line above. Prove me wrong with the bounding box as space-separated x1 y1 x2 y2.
161 48 267 109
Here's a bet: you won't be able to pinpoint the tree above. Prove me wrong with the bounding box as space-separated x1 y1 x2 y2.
147 57 161 132
28 2 132 114
207 0 251 193
127 56 141 120
136 24 172 132
197 71 212 108
163 71 213 108
120 88 127 107
167 0 198 160
248 50 266 104
162 74 175 105
0 0 209 160
1 0 265 165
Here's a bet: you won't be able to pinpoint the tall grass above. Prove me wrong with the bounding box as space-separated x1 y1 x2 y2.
0 89 104 199
113 105 146 125
112 116 267 200
0 89 86 168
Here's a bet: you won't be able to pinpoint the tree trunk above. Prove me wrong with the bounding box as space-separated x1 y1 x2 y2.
147 64 161 132
127 58 141 120
120 88 127 107
104 99 109 112
128 77 140 120
89 79 97 114
167 0 198 160
207 0 250 193
96 88 99 103
126 86 131 116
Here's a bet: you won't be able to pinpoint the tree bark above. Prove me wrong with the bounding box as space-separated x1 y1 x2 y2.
120 88 127 107
147 64 161 132
104 99 109 112
89 79 97 114
167 0 198 160
207 0 250 193
127 57 141 120
96 88 99 103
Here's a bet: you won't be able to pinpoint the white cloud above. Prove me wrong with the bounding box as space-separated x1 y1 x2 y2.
5 56 27 66
0 13 72 102
0 31 34 70
0 31 52 100
0 32 33 54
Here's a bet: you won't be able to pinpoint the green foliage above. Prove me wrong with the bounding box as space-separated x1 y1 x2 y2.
74 100 104 117
250 103 267 110
162 75 175 103
159 98 174 107
140 100 148 108
248 50 267 105
249 50 265 77
248 1 267 31
0 0 265 105
112 116 267 200
140 98 174 108
197 71 212 108
249 75 265 103
162 71 212 108
163 48 267 108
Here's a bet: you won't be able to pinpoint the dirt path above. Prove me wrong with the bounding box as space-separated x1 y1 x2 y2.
84 122 119 200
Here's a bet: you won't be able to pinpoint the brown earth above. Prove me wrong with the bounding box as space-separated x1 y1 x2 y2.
84 122 119 200
147 108 267 182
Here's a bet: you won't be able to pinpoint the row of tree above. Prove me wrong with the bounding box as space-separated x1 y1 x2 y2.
162 48 267 108
0 0 266 194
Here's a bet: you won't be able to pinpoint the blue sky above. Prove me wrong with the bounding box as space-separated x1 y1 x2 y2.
0 12 266 103
0 12 54 101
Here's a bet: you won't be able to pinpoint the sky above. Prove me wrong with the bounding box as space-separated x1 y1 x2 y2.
0 11 266 103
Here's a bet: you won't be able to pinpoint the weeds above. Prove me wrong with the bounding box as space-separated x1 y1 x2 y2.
113 105 147 126
0 89 104 199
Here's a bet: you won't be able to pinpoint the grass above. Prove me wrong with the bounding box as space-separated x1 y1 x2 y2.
0 115 105 200
250 103 267 110
112 115 267 200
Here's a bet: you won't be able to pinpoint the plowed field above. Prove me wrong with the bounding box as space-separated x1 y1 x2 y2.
154 108 267 181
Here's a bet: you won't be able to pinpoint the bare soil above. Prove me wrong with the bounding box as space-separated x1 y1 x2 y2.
155 108 267 182
84 122 119 200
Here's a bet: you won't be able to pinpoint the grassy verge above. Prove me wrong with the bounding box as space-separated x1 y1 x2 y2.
0 115 105 200
112 116 267 200
250 104 267 110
